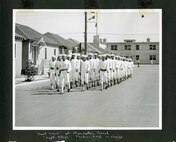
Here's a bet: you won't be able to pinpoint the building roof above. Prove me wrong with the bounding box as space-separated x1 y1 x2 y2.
43 32 73 50
67 38 80 48
42 35 60 46
15 23 42 40
107 41 159 44
89 43 114 54
15 33 25 40
81 43 104 54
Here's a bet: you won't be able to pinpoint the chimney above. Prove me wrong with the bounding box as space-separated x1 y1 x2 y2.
103 38 107 44
147 37 150 42
100 39 103 44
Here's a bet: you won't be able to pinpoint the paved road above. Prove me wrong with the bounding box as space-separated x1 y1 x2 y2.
15 65 160 128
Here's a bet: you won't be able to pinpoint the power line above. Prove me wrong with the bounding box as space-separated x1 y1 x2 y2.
87 32 159 36
57 32 159 36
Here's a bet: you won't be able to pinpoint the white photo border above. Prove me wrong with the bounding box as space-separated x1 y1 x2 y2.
13 9 162 130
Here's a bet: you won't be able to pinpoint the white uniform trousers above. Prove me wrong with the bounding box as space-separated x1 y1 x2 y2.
50 69 55 86
70 69 76 82
55 69 60 87
60 71 70 88
100 70 108 84
81 72 89 84
94 69 100 81
113 69 116 80
89 69 95 81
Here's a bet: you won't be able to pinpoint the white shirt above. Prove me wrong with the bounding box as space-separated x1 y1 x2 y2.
55 60 62 70
81 60 90 73
100 60 108 70
107 58 112 70
70 58 77 71
60 59 71 73
49 60 56 72
115 60 120 69
76 59 81 72
89 58 95 70
112 59 116 70
94 58 100 70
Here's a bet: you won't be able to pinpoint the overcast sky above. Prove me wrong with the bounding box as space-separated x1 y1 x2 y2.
14 10 161 42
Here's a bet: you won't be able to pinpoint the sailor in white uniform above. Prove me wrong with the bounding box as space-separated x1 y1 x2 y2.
49 56 56 90
80 55 90 91
70 54 77 89
99 55 108 90
55 54 62 91
59 54 71 94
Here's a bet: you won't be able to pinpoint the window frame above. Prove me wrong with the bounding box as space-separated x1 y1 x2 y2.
45 48 47 59
136 55 139 60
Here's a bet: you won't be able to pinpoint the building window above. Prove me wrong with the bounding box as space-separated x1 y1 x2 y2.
136 55 139 60
149 45 156 50
114 45 118 50
15 43 16 58
54 49 56 55
59 46 62 54
128 45 131 50
150 55 156 60
45 48 47 59
111 45 114 50
125 45 131 50
124 45 128 50
136 45 139 50
111 45 118 50
153 45 156 50
153 55 156 60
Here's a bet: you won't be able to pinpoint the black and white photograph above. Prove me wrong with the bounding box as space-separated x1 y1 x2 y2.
13 9 162 130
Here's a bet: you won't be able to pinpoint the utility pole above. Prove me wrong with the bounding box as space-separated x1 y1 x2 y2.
84 12 87 55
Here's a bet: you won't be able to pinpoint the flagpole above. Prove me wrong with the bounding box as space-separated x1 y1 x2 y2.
85 12 87 55
96 12 98 35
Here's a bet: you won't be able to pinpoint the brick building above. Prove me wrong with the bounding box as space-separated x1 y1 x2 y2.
107 38 159 64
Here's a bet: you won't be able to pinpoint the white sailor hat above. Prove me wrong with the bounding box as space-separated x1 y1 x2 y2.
52 55 56 59
88 53 93 56
62 54 67 57
67 54 72 58
76 53 81 56
102 54 106 57
121 57 125 60
81 54 87 58
57 54 62 57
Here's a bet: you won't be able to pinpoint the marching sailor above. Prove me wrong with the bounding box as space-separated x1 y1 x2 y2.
55 54 62 91
93 53 100 87
59 54 71 94
49 56 56 90
75 54 81 87
99 55 108 90
70 53 77 89
80 55 90 91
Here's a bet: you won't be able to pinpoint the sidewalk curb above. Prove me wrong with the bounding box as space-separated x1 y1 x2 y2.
15 78 49 87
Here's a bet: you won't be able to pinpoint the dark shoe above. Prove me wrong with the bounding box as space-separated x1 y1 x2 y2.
68 89 70 92
70 82 73 89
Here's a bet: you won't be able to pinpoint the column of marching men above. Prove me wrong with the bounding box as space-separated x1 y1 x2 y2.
49 53 134 94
